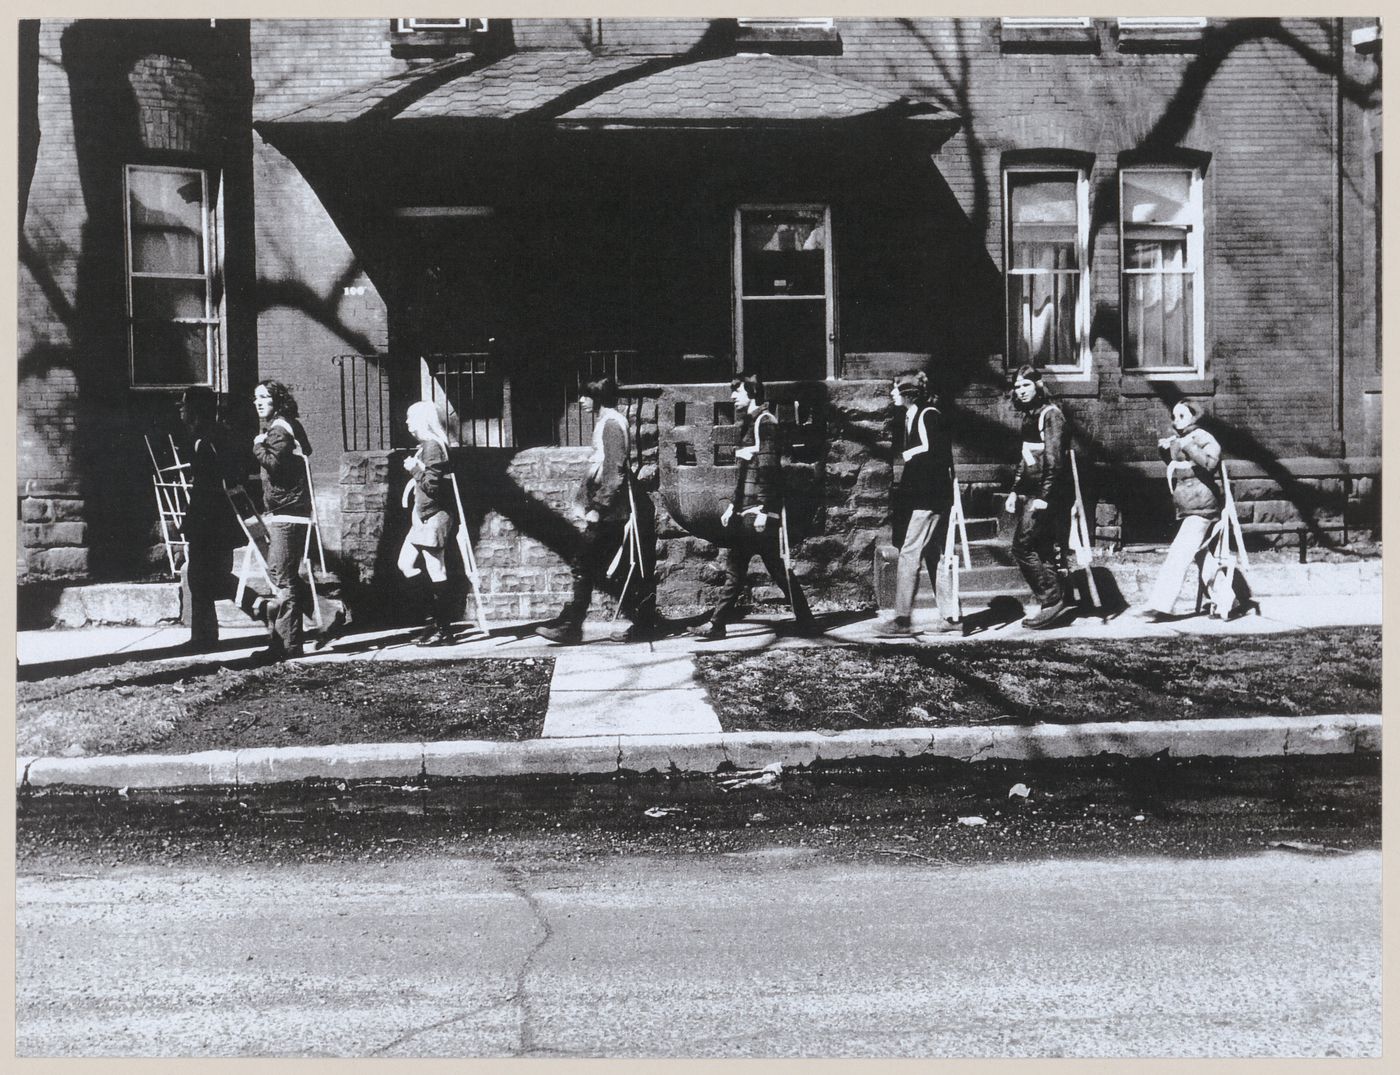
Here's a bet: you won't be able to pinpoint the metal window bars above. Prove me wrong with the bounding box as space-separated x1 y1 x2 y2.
426 352 511 448
333 354 391 452
144 434 191 577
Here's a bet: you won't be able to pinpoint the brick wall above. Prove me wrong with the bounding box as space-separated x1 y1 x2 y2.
19 19 254 581
250 19 398 484
21 17 1377 591
817 17 1353 462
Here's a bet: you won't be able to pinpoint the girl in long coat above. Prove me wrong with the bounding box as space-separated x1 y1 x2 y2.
398 400 460 646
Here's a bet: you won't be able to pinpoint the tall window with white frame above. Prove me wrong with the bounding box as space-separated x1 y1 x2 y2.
1003 168 1089 373
124 164 221 388
1119 167 1205 374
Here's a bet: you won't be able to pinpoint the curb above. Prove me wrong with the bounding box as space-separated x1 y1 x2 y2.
16 713 1381 790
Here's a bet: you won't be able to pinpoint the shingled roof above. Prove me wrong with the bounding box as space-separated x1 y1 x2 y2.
263 50 956 128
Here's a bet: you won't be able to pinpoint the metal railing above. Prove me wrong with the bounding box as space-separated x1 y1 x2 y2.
426 352 512 448
333 354 391 451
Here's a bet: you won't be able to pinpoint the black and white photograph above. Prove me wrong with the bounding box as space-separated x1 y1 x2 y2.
14 11 1384 1059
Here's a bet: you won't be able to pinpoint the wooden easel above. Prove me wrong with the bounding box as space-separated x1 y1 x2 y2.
1199 460 1251 618
227 481 322 629
145 435 191 578
1067 450 1109 622
606 479 649 624
939 472 973 621
449 471 490 635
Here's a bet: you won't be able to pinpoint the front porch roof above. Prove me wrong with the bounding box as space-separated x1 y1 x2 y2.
258 49 959 131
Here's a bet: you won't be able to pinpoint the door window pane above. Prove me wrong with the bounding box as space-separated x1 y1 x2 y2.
741 209 826 297
741 299 827 382
736 206 831 379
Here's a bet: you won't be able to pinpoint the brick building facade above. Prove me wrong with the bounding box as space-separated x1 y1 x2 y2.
18 17 1382 619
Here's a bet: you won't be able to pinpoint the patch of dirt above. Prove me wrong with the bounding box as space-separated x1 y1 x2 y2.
695 627 1380 733
17 658 553 757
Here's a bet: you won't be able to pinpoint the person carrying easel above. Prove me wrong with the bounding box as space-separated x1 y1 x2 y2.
690 374 820 641
1004 365 1076 631
536 376 661 645
874 370 960 638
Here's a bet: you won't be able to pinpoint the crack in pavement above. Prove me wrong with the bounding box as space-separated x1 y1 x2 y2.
366 995 516 1057
500 865 555 1057
960 739 995 764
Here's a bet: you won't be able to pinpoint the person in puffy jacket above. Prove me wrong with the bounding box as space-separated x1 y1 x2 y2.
251 379 313 660
1004 365 1074 629
1144 400 1253 619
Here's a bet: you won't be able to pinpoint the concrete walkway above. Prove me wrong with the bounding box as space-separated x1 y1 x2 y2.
17 592 1382 749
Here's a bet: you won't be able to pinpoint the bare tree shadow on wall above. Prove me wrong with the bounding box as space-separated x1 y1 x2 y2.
23 20 253 581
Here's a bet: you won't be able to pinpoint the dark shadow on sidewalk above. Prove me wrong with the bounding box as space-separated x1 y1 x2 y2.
17 633 267 683
958 597 1026 636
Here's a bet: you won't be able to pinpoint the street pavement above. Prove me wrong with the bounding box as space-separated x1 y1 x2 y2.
15 848 1380 1057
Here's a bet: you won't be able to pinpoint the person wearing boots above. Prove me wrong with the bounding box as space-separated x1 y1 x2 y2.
398 400 461 646
691 374 819 640
1004 365 1075 630
251 379 314 660
536 376 660 645
874 370 959 638
177 386 243 652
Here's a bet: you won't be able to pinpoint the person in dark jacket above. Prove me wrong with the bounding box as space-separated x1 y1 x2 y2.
1004 365 1075 629
398 400 460 646
536 377 660 645
251 379 313 660
691 374 818 640
874 370 959 637
1144 400 1254 619
177 386 242 650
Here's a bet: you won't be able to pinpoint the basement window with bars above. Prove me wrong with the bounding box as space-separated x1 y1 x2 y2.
1004 167 1090 374
1120 167 1205 375
123 165 221 388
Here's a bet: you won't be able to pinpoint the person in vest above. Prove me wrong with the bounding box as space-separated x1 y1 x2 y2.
875 370 959 637
691 374 819 640
1004 365 1075 630
177 386 243 651
1144 400 1255 620
398 400 460 646
536 376 660 645
251 379 314 660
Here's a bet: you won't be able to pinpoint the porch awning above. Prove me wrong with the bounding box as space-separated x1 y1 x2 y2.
256 49 959 132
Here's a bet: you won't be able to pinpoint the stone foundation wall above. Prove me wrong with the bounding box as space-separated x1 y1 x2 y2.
19 480 90 579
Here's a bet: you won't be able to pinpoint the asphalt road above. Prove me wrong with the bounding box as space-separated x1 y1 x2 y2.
17 754 1382 1058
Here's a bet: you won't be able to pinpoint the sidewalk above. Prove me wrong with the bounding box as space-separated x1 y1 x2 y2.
16 592 1383 788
